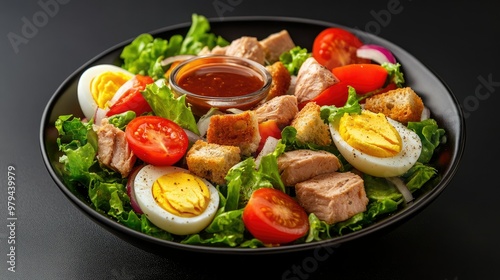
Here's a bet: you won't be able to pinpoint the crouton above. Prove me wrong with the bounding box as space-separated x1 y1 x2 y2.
364 87 424 125
206 110 261 156
186 140 241 186
262 61 291 102
291 102 332 146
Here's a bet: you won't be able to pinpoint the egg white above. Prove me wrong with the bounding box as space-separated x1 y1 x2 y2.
77 64 134 120
329 113 422 177
133 165 220 235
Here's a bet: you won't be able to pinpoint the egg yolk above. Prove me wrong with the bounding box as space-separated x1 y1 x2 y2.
90 71 130 109
152 172 210 217
339 111 402 157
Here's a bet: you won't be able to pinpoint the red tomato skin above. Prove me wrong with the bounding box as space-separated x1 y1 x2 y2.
257 120 282 154
331 64 388 94
106 75 154 117
242 188 309 245
312 27 370 70
125 116 189 166
309 81 351 108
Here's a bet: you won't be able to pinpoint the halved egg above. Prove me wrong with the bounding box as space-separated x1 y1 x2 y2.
329 110 422 177
77 64 134 120
133 165 220 235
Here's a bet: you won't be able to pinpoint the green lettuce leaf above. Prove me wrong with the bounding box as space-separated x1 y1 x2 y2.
381 62 405 87
279 46 311 75
180 13 229 55
305 214 331 242
181 209 249 247
141 80 199 134
120 14 229 80
120 33 169 79
107 110 136 130
407 118 446 164
402 162 439 192
320 86 362 124
224 158 274 210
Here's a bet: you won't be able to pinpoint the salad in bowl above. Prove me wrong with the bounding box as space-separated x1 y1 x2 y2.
43 14 457 252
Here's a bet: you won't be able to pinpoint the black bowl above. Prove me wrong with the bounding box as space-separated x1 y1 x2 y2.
40 16 465 256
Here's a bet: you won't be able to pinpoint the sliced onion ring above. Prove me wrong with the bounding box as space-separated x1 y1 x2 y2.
160 55 196 67
126 165 145 214
357 44 397 64
254 136 279 168
183 128 204 144
386 176 413 203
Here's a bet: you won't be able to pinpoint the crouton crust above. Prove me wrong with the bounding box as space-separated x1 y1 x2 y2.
262 61 291 103
206 111 261 156
291 102 332 146
364 87 424 125
186 140 241 186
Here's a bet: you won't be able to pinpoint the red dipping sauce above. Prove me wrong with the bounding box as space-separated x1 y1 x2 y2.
178 64 264 97
169 55 272 116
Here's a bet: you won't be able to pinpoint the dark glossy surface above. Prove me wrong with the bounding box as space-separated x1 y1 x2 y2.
1 1 498 279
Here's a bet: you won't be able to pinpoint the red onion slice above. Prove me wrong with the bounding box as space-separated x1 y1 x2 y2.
357 44 397 64
126 165 145 214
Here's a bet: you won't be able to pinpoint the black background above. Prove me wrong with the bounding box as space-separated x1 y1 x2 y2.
1 0 499 279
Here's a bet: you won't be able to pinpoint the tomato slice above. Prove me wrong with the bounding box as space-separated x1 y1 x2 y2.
106 74 154 117
307 81 352 108
312 27 370 70
332 64 388 94
257 120 282 154
125 116 189 166
242 188 309 245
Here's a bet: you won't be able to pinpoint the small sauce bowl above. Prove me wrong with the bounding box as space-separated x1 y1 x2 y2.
169 55 272 116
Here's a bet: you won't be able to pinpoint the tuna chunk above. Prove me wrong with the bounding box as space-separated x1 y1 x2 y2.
254 95 298 127
259 30 296 63
225 36 265 64
96 119 136 177
295 172 369 224
293 57 339 103
277 149 341 186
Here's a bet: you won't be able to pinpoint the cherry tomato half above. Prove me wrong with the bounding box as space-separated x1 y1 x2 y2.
312 27 370 70
125 116 189 166
106 74 154 117
242 188 309 245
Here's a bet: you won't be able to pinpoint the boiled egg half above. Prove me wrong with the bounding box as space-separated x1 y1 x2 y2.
77 64 134 120
329 110 421 177
133 165 219 235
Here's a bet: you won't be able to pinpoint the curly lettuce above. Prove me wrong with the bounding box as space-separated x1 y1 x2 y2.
120 14 229 80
